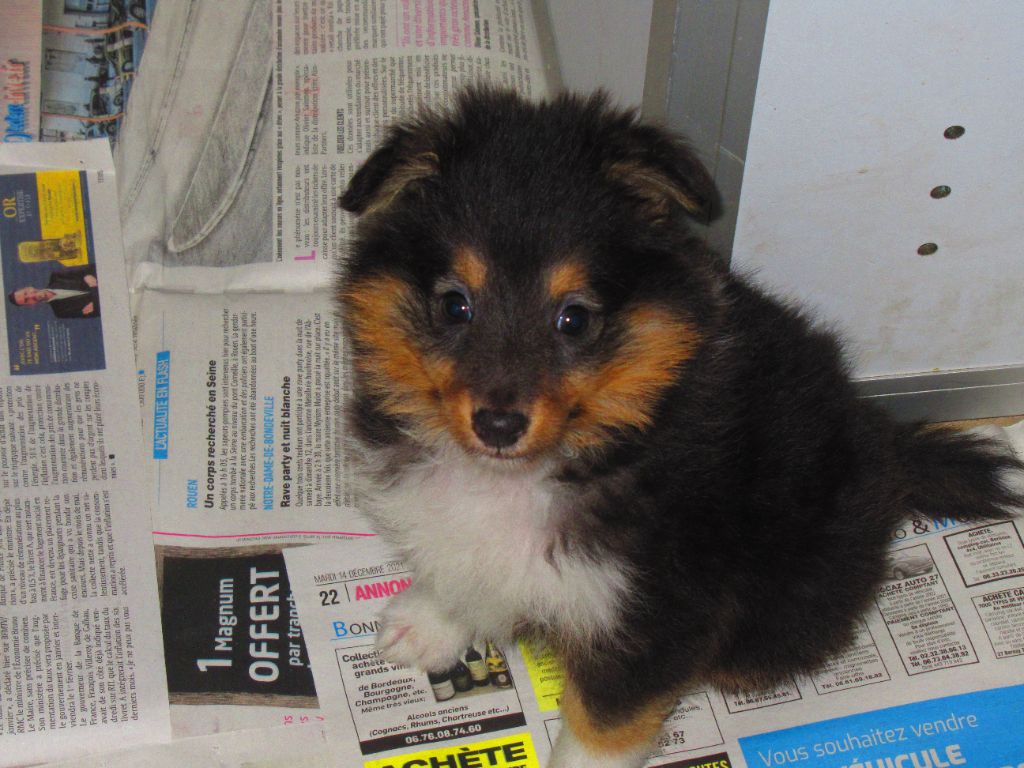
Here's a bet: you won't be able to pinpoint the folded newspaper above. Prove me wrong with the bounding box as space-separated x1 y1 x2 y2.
2 1 1023 767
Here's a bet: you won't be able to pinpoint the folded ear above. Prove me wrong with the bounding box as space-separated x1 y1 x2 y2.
606 123 721 225
340 127 440 216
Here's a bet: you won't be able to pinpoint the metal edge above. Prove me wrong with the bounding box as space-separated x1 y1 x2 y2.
856 366 1024 422
646 0 769 261
531 0 565 93
706 0 770 261
640 0 679 122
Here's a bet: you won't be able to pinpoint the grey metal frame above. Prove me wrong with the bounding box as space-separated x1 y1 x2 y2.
642 0 769 258
639 0 1022 422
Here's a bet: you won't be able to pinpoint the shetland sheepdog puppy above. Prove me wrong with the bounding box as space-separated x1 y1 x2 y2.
336 88 1022 768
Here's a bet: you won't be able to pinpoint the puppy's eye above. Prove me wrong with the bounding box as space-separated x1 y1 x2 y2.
556 305 590 336
441 291 474 323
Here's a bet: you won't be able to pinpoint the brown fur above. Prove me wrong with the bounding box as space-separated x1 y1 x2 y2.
362 151 439 216
548 260 589 300
560 678 674 756
452 246 488 292
563 305 702 451
341 275 455 437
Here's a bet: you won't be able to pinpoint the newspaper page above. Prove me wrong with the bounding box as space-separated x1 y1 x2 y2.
284 425 1024 768
47 719 338 768
1 1 42 144
0 140 170 766
115 0 556 740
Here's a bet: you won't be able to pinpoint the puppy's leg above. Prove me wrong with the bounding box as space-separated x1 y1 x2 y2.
549 678 671 768
376 584 473 672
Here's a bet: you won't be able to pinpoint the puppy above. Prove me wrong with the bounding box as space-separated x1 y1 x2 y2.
336 88 1022 768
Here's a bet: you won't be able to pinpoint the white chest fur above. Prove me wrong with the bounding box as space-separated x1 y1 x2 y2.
358 448 630 644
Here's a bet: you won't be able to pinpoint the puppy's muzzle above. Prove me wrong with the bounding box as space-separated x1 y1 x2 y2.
471 408 529 449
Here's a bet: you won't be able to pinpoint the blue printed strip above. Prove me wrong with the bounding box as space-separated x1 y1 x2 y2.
153 351 170 459
739 684 1024 768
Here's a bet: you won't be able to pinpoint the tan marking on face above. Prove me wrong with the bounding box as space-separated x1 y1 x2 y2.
340 275 455 436
560 678 674 756
608 159 704 219
548 260 589 300
496 304 700 459
441 387 481 452
362 151 439 216
451 246 487 293
563 305 701 452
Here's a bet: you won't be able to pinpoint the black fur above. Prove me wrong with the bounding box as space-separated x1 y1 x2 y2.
337 88 1023 725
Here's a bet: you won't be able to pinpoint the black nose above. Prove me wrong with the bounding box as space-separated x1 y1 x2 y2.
471 409 529 449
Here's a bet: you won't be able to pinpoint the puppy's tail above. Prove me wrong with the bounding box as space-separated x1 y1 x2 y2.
895 424 1024 523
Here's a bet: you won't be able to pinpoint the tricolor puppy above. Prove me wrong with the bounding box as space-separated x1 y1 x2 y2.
336 89 1021 768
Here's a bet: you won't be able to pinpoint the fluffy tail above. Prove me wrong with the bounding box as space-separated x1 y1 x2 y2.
895 425 1024 523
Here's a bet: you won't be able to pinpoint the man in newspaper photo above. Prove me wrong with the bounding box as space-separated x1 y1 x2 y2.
7 263 101 318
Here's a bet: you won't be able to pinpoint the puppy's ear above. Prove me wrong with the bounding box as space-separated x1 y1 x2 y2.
607 124 721 224
340 127 439 215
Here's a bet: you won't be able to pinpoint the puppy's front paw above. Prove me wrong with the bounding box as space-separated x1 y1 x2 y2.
377 589 471 672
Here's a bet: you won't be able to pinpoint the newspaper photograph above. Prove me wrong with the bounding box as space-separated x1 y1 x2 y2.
39 0 155 144
1 170 105 374
0 140 170 767
116 0 556 295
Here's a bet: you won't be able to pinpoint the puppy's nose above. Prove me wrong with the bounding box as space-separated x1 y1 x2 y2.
471 409 529 449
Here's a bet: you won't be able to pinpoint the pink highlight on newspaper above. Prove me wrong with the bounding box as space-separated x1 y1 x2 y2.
398 0 474 49
153 530 377 539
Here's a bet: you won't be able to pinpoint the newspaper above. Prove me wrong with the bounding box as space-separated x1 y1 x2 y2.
114 0 558 743
283 438 1024 768
0 140 171 765
4 0 1023 766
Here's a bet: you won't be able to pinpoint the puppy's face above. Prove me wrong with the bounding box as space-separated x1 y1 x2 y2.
339 90 720 463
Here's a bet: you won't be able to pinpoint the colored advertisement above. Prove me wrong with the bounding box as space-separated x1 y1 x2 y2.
1 170 106 374
739 684 1024 768
363 733 540 768
157 546 317 707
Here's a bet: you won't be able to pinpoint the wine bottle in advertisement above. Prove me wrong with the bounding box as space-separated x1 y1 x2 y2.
451 660 473 692
428 670 455 702
485 640 512 688
465 645 489 687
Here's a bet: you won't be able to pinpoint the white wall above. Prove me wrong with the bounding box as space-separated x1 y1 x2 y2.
544 0 653 107
731 1 1024 380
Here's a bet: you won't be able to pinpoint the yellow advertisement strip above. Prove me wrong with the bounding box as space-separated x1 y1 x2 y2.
518 641 564 713
364 733 539 768
31 170 88 266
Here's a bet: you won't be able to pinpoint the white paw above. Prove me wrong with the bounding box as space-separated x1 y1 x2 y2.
376 589 472 672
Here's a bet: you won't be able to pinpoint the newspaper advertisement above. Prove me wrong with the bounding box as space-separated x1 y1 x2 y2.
283 427 1024 768
0 140 171 766
115 0 556 741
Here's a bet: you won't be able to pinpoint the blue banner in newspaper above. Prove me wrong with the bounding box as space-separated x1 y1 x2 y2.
153 350 170 459
739 684 1024 768
0 170 106 374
